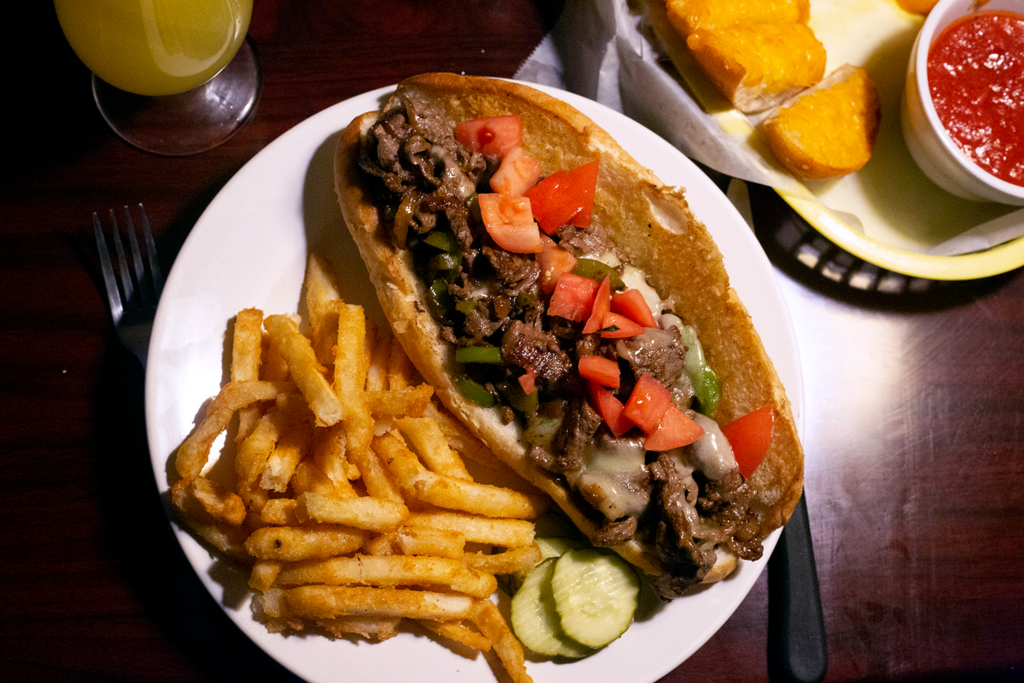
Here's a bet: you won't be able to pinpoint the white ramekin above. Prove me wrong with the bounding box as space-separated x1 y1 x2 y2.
901 0 1024 205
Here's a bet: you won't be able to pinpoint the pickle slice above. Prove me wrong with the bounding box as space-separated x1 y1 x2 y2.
550 549 640 649
511 559 594 658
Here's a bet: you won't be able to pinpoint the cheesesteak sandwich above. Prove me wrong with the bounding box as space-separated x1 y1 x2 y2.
335 73 803 599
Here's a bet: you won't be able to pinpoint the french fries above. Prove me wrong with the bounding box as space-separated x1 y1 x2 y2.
170 253 542 683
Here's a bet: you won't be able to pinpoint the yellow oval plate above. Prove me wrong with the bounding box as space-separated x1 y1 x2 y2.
648 0 1024 280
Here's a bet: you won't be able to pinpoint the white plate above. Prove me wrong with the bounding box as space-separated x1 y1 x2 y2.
146 82 805 683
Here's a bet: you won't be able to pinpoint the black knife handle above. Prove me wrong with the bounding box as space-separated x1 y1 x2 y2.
768 492 828 683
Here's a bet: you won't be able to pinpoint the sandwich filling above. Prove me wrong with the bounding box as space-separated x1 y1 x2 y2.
355 92 766 596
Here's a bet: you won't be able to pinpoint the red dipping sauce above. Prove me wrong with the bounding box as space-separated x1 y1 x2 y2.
927 9 1024 188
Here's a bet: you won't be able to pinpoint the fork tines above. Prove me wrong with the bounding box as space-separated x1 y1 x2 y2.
93 203 163 324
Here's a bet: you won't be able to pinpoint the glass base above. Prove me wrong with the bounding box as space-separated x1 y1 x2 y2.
92 38 262 156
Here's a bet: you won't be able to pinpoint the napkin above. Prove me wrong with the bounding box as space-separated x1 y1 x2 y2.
515 0 1024 258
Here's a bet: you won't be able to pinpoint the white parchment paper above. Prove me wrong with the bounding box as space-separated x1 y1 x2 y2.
515 0 1024 258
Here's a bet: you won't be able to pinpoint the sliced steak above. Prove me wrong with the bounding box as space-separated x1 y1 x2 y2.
501 320 571 383
548 398 602 475
615 327 685 387
483 246 540 298
649 452 716 598
697 470 764 561
556 222 618 257
591 515 638 547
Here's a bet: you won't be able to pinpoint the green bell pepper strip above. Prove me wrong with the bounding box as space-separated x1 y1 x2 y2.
679 325 721 418
572 258 626 290
454 376 497 408
455 345 503 365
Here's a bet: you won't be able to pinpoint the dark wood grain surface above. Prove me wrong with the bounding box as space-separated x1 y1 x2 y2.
3 2 1023 682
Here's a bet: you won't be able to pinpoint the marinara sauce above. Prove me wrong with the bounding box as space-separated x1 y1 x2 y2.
927 9 1024 188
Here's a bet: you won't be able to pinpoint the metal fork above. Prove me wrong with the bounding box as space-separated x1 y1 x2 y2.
94 206 221 641
93 203 164 366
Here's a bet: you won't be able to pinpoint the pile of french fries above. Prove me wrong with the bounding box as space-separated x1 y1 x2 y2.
170 253 547 683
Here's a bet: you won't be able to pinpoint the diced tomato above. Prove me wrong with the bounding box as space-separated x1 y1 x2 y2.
536 234 577 294
455 115 522 157
578 355 620 388
598 312 645 339
525 160 600 234
588 382 634 438
485 222 542 254
490 146 543 196
622 373 672 433
518 369 537 395
566 160 600 228
582 276 612 334
645 404 704 451
478 193 541 253
610 288 657 328
548 272 599 322
721 406 775 478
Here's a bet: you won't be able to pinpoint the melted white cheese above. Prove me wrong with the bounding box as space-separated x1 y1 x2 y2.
688 412 738 480
573 438 650 520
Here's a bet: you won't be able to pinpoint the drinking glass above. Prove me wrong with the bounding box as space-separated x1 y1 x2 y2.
54 0 260 156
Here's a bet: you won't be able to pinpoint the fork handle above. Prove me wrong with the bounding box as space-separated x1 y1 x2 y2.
768 492 828 683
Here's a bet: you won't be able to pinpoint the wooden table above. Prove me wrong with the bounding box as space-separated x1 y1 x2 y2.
3 2 1022 681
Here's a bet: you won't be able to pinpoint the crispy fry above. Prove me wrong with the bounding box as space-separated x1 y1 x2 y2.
303 253 343 367
405 511 535 548
363 525 467 559
275 554 497 598
396 416 472 481
333 303 370 402
365 328 390 392
261 335 290 381
311 422 350 487
232 308 265 441
334 303 398 502
264 314 344 426
260 498 300 526
351 432 405 503
236 403 290 509
422 402 535 489
471 599 533 683
362 533 395 556
420 620 492 651
373 430 429 491
394 526 466 559
175 515 251 561
292 456 357 498
175 380 294 484
264 585 476 622
250 560 283 592
386 334 419 389
462 543 543 576
367 384 434 418
260 393 315 493
295 492 408 532
318 615 402 641
376 430 547 519
414 473 549 520
188 476 247 526
244 525 367 561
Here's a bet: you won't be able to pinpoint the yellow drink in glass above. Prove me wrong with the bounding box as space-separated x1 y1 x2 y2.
55 0 253 97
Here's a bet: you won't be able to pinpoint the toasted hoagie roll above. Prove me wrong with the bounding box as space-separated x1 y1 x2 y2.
335 73 803 598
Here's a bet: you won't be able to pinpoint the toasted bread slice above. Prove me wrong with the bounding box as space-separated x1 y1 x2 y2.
896 0 939 14
686 22 826 113
763 64 881 180
666 0 811 37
